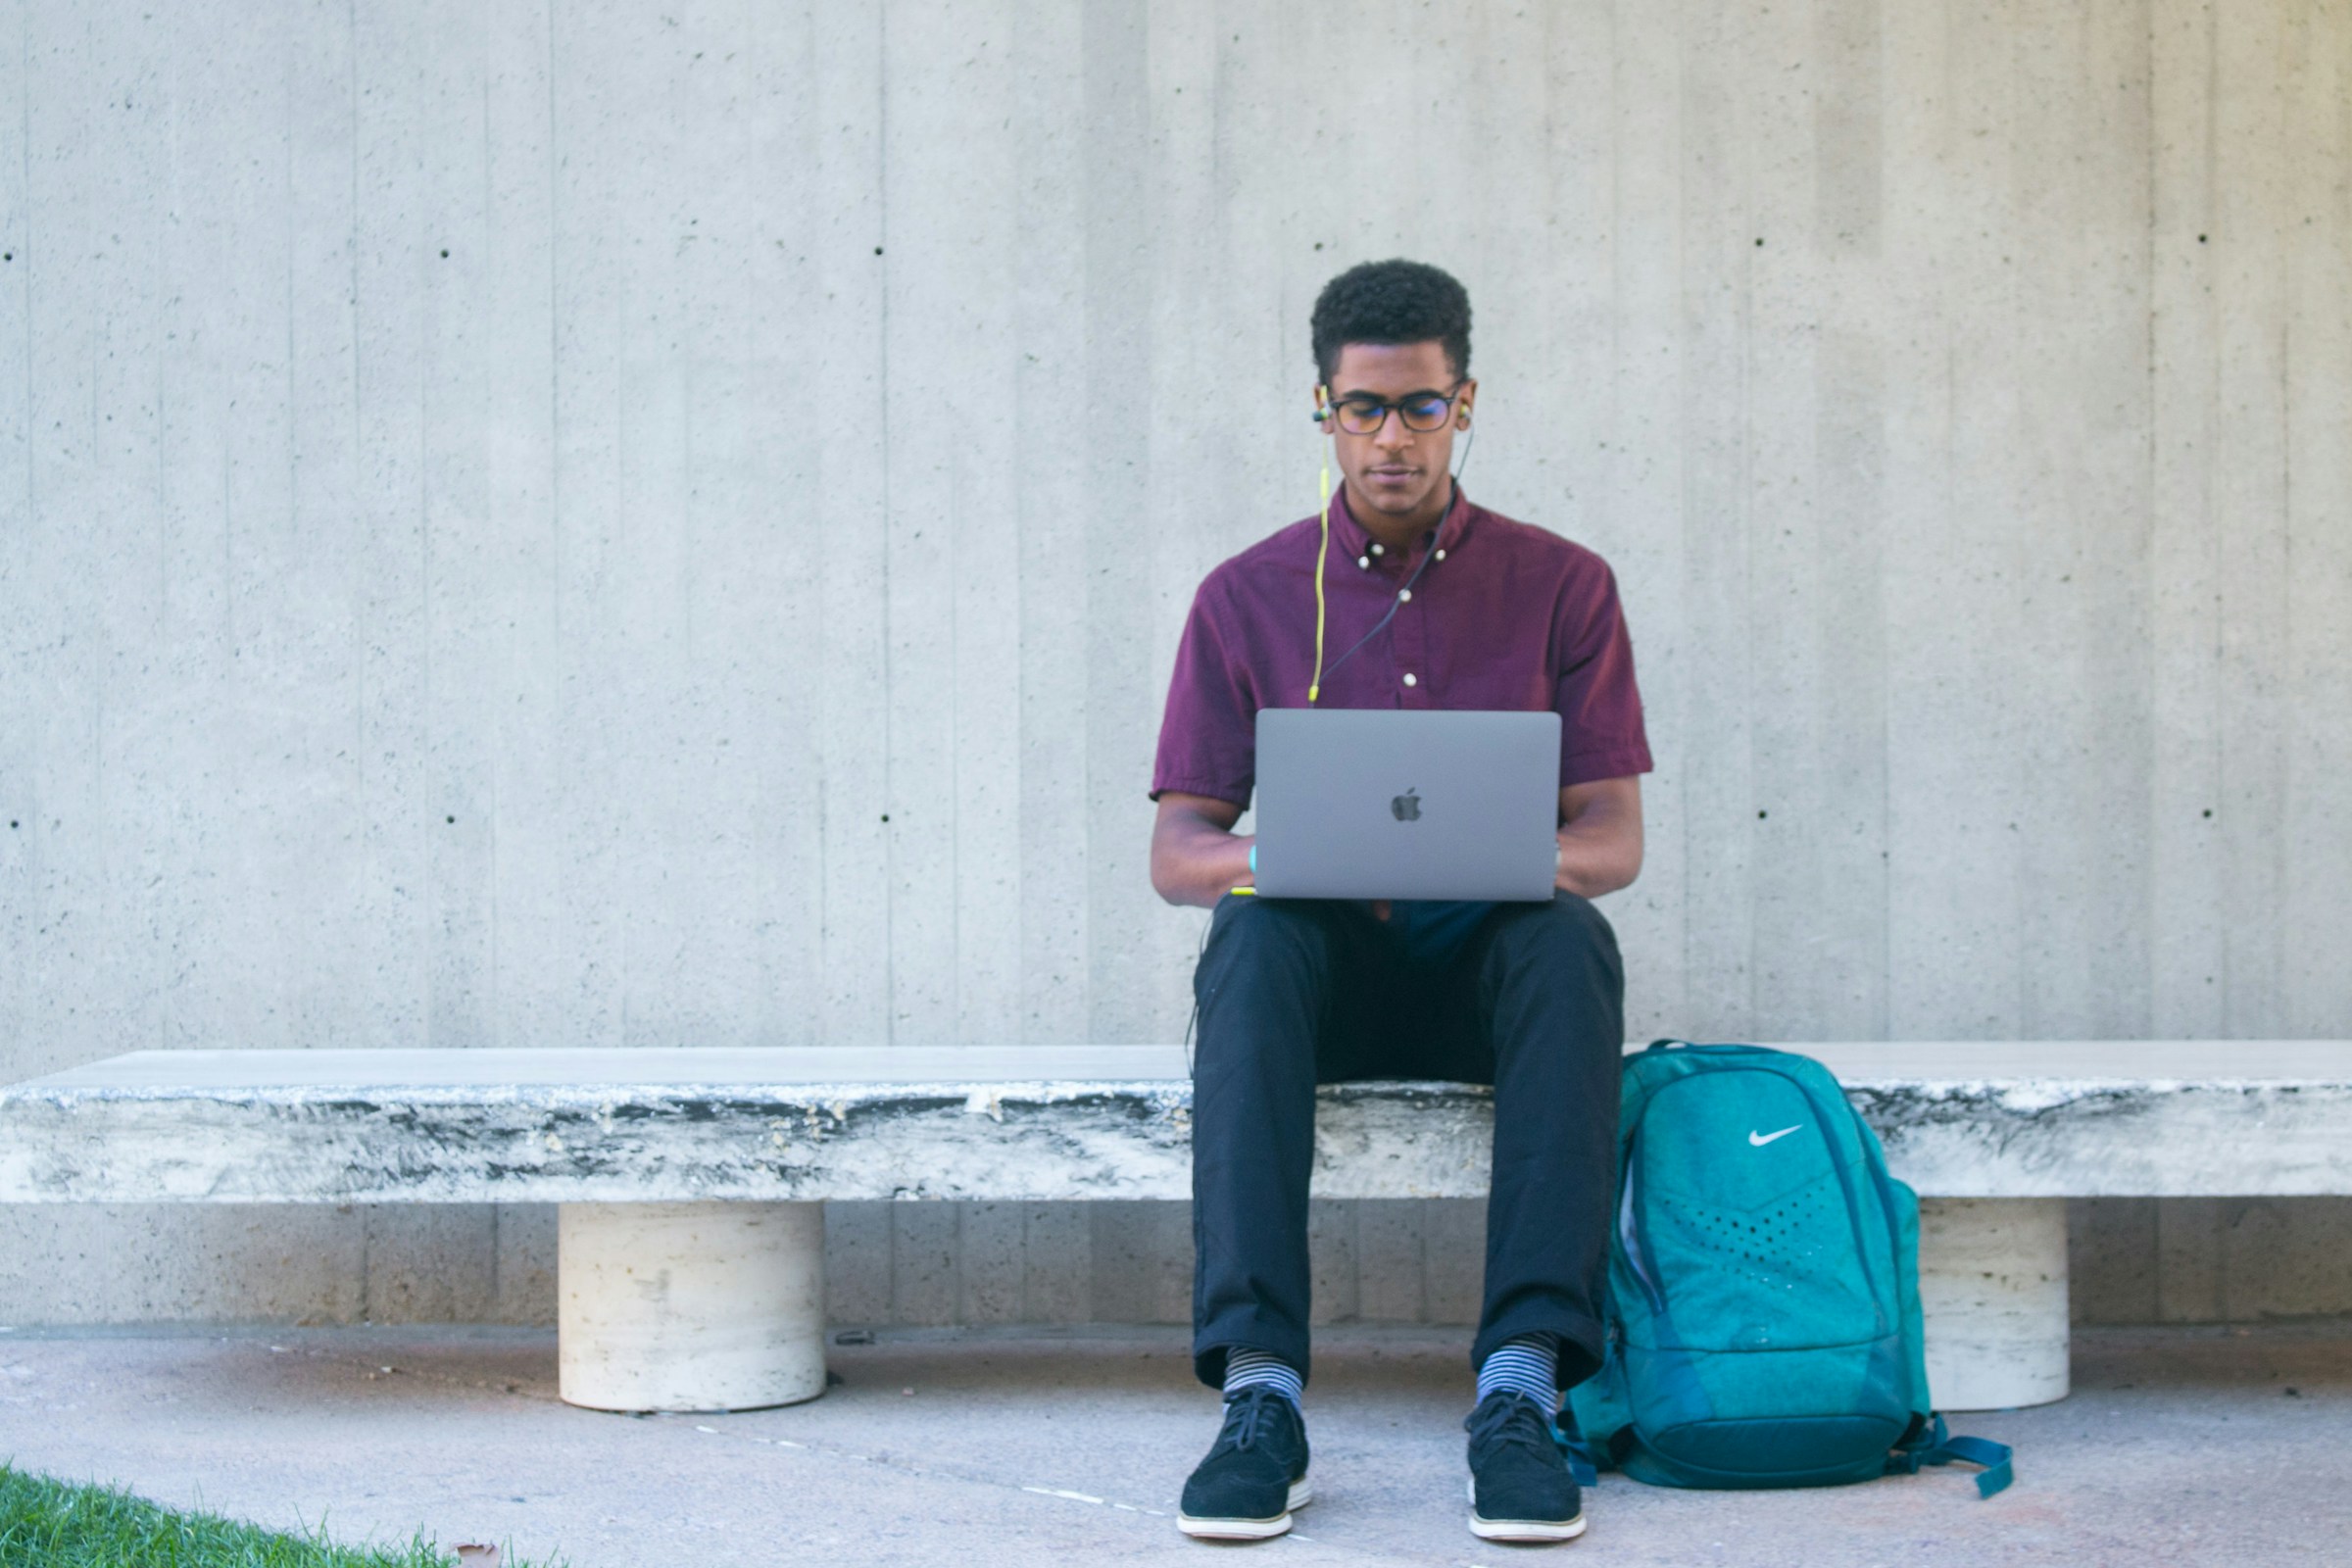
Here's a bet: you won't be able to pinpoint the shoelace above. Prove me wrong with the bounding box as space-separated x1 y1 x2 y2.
1464 1392 1560 1461
1217 1387 1292 1454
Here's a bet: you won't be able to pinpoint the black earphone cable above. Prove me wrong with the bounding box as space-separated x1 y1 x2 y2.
1316 477 1455 684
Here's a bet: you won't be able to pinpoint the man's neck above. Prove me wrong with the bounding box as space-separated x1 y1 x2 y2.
1344 478 1454 555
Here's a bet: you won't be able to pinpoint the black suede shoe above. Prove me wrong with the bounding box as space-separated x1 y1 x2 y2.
1465 1390 1587 1543
1177 1388 1311 1541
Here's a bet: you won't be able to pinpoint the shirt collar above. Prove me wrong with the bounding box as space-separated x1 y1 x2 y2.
1332 479 1474 567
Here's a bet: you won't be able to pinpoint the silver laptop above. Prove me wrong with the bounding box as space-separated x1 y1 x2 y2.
1251 709 1561 901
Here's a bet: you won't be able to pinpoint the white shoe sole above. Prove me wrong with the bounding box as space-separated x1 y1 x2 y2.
1177 1479 1312 1541
1467 1476 1588 1542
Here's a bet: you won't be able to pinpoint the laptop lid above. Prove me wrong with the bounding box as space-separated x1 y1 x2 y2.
1251 709 1561 901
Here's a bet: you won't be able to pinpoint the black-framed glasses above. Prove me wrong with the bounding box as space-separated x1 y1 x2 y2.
1327 382 1465 435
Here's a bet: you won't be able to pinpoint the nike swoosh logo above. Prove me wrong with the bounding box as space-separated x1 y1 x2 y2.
1748 1125 1801 1148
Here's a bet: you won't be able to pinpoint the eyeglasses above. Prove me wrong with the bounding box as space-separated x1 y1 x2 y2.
1326 382 1465 436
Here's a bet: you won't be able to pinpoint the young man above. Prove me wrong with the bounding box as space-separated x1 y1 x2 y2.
1149 260 1651 1544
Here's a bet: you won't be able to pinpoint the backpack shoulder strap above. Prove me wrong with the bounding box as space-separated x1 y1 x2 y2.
1887 1415 2015 1498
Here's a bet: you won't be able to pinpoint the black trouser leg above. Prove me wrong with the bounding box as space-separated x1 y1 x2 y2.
1187 891 1623 1394
1188 894 1390 1388
1459 893 1626 1389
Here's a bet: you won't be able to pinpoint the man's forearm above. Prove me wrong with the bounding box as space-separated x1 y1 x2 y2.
1554 823 1639 900
1553 777 1644 900
1151 797 1254 908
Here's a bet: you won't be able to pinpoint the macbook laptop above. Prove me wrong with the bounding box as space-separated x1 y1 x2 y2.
1250 709 1561 901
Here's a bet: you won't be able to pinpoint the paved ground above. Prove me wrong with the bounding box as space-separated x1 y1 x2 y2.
0 1320 2346 1567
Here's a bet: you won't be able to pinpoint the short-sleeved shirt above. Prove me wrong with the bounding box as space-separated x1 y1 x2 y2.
1152 483 1653 809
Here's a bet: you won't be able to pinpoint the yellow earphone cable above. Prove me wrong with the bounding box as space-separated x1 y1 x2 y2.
1309 459 1331 704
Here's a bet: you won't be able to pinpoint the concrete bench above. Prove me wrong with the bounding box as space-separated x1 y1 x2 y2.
3 1042 2346 1416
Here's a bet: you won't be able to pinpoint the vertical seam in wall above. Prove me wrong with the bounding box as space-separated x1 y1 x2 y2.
281 0 300 1055
944 12 962 1040
2142 0 2159 1032
419 228 434 1045
348 0 368 1042
285 15 299 786
2204 1 2224 1027
808 2 831 1049
879 4 895 1047
2004 7 2026 1035
547 0 561 647
2276 0 2308 1040
1876 0 1894 1039
2275 315 2290 1013
14 4 32 1075
1669 6 1694 1025
1738 41 1758 1031
483 26 498 1052
537 0 560 1061
18 4 28 557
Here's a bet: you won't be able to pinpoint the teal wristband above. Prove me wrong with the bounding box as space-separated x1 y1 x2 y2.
1249 845 1257 873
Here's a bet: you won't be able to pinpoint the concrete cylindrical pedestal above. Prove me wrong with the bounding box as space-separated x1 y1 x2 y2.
1917 1196 2070 1411
559 1200 827 1412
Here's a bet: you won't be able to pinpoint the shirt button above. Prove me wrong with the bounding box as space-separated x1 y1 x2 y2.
1370 542 1385 556
1435 549 1446 562
1356 556 1369 569
1402 672 1418 687
1397 589 1412 603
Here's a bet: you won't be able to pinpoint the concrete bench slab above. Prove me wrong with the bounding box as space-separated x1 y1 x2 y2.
5 1041 2347 1416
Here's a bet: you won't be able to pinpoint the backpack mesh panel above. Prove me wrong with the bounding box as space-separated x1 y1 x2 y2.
1645 1177 1881 1347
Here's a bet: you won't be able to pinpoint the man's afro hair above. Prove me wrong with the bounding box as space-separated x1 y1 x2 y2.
1309 259 1472 385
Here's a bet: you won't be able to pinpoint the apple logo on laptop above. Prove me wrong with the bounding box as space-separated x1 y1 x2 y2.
1391 787 1421 822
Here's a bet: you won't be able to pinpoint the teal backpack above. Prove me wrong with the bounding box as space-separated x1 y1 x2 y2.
1566 1042 2013 1497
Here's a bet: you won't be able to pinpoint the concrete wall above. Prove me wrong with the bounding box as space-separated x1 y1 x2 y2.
3 0 2348 1331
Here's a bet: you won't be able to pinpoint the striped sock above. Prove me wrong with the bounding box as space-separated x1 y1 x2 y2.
1477 1333 1560 1414
1222 1348 1304 1410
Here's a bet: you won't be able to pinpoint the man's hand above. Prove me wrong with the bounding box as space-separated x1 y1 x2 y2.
1555 776 1643 899
1151 792 1254 909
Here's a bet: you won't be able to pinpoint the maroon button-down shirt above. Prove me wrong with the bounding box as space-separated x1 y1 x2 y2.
1152 484 1652 808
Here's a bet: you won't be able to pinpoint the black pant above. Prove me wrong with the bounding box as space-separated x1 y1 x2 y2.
1189 892 1625 1393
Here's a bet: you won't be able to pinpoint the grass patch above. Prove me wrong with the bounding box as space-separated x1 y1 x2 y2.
0 1464 540 1567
